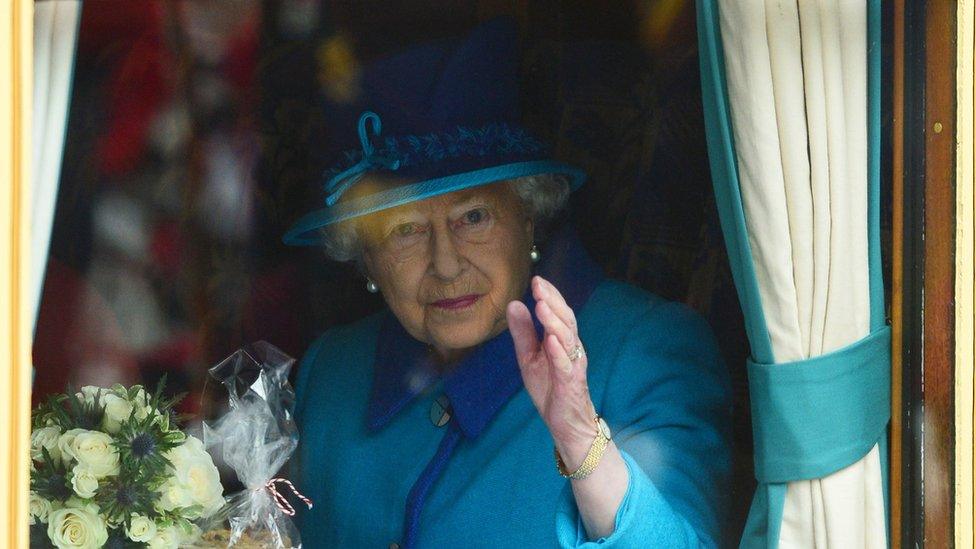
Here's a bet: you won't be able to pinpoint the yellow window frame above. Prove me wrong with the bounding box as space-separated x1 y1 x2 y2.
1 0 33 546
1 2 975 547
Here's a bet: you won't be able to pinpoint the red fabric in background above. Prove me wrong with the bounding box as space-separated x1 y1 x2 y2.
80 1 173 178
76 1 159 55
31 259 138 404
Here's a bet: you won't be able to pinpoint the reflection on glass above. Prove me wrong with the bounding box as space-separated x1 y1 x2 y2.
32 1 751 546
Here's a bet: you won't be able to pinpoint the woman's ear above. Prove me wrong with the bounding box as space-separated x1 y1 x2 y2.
524 216 535 244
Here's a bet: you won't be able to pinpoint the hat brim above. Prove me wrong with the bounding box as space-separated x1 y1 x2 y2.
282 160 585 246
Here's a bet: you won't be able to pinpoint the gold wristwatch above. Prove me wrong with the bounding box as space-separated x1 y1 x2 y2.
554 416 612 480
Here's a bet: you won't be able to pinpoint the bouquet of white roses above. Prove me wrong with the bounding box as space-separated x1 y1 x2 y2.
29 382 225 549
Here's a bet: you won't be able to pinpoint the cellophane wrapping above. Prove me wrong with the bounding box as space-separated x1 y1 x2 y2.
195 341 304 548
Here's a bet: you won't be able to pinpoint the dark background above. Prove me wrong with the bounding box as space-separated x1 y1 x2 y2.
32 1 754 544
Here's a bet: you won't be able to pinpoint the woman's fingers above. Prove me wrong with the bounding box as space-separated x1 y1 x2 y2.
532 276 579 333
506 300 539 365
544 333 575 376
536 300 576 352
510 300 551 413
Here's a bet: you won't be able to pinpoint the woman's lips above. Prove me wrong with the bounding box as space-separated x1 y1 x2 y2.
431 294 482 310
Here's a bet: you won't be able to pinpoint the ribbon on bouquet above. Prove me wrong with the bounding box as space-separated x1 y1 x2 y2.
261 478 314 516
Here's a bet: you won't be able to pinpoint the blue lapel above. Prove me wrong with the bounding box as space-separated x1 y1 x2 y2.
365 226 604 439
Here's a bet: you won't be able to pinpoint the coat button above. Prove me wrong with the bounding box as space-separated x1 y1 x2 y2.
389 544 400 549
429 394 451 427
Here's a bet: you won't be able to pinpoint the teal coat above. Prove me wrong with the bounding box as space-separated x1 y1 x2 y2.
292 274 731 548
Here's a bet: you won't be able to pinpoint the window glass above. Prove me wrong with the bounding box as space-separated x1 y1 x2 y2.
33 1 752 545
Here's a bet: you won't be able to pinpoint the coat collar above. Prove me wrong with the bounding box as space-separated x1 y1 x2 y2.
365 226 604 439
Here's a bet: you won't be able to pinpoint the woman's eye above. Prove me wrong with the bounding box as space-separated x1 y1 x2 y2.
394 223 418 237
461 208 489 225
385 222 427 249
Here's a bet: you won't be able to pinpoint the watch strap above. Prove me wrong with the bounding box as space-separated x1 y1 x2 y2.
554 416 611 480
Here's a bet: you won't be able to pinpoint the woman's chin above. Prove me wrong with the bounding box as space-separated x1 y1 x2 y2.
426 320 499 355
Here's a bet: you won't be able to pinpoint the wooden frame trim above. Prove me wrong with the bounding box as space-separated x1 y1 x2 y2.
890 0 905 544
924 2 958 545
1 0 32 547
900 0 927 543
899 1 959 545
957 1 976 545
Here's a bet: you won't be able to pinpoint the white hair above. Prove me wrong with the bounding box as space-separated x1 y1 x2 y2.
319 173 571 263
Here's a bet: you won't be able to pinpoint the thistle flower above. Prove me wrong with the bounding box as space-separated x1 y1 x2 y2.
31 448 73 502
114 414 185 482
95 477 160 526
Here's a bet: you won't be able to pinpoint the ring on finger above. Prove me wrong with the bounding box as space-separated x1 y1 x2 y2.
567 342 586 362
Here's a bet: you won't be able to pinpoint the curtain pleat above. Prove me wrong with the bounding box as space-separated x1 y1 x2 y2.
698 1 888 546
31 0 81 335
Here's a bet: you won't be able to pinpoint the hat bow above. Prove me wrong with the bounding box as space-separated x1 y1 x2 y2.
324 111 402 206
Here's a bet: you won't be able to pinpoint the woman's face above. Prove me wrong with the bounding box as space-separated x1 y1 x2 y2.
360 182 534 361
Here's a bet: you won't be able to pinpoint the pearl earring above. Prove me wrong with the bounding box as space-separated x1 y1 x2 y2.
366 278 379 293
529 244 540 263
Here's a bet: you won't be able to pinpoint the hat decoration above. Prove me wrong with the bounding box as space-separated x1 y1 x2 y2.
282 17 585 246
323 111 402 206
323 111 549 206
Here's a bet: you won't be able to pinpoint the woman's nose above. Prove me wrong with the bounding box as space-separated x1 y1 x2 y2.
429 226 463 280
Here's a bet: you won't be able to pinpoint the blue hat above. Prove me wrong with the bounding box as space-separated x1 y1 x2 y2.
283 18 585 246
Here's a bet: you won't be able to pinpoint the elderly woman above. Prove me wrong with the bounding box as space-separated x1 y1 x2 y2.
286 19 730 548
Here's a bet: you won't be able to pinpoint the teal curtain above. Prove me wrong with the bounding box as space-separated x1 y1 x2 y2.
696 1 889 546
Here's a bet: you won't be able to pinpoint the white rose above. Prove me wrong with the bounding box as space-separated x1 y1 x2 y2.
31 426 63 464
64 430 119 478
28 491 54 524
155 476 194 514
165 434 207 468
70 465 99 499
101 393 134 434
177 435 224 511
57 429 86 465
75 386 102 406
125 514 157 543
147 525 181 549
184 456 225 516
161 436 224 517
46 506 108 549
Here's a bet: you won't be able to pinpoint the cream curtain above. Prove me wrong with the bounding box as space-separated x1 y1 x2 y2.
717 1 883 545
699 0 888 546
31 0 81 334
